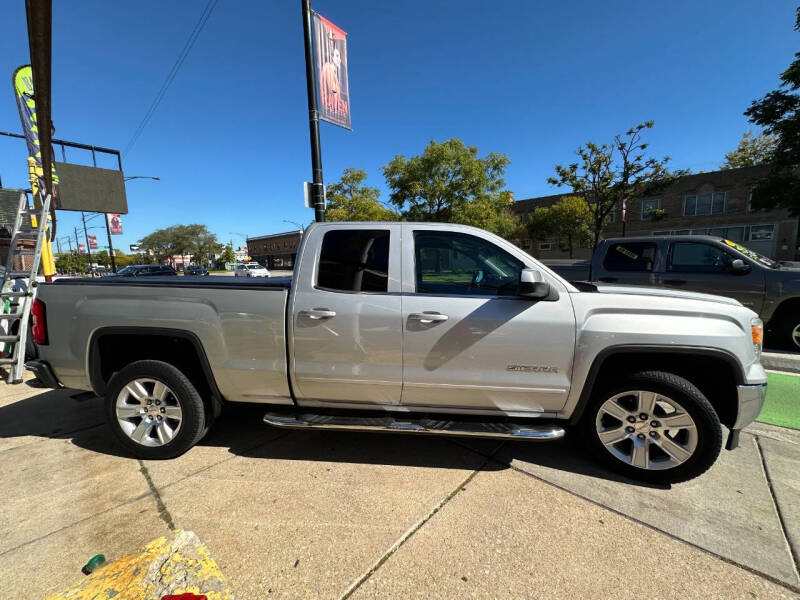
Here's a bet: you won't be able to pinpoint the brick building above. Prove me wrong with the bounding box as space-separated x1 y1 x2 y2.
247 230 303 270
512 165 799 261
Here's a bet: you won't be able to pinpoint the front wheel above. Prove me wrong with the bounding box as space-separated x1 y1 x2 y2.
105 360 207 459
776 312 800 351
580 371 722 484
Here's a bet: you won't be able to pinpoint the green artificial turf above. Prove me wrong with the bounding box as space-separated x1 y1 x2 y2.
757 372 800 430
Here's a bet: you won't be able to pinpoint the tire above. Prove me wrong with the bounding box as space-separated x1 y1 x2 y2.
105 360 207 459
579 371 722 484
776 312 800 351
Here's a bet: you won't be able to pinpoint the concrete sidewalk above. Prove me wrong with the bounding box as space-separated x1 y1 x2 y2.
1 378 798 599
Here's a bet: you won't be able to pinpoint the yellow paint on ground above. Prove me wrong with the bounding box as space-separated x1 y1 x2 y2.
45 530 234 600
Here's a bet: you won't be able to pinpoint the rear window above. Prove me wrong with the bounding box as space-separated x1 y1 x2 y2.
317 229 389 293
603 242 657 272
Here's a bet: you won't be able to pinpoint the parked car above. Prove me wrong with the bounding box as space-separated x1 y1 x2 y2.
184 265 209 276
544 235 800 350
27 222 766 484
234 263 270 277
107 264 178 277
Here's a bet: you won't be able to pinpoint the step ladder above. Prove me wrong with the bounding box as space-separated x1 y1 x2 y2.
0 190 51 384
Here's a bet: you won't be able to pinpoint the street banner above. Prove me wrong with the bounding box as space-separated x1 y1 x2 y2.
88 234 98 250
78 243 86 254
13 65 60 208
312 12 351 129
107 213 123 234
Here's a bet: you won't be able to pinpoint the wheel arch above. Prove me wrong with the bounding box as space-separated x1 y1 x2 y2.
570 345 743 428
88 326 223 419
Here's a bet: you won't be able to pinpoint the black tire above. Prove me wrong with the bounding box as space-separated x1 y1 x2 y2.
776 312 800 352
105 360 206 459
580 370 722 484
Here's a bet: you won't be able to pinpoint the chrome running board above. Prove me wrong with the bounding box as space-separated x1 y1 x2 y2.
263 412 565 441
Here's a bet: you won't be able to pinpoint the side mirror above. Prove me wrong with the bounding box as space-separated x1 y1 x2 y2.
519 268 552 299
729 259 751 274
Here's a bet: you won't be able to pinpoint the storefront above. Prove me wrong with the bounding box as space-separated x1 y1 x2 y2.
247 230 303 270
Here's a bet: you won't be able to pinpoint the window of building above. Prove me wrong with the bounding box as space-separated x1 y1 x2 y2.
668 242 734 273
602 242 657 272
317 229 390 293
518 239 532 250
414 231 523 296
539 239 554 251
749 224 774 241
641 198 660 220
684 192 726 216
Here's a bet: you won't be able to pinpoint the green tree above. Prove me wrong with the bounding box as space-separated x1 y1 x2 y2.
720 130 778 169
55 252 87 274
138 228 172 263
527 196 593 258
744 7 800 214
548 121 672 250
219 244 236 265
382 138 514 235
326 168 397 221
93 250 110 267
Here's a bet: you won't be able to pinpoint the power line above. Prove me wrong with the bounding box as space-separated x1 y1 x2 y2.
123 0 219 156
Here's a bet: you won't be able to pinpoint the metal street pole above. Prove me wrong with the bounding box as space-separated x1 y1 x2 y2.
81 212 93 276
104 214 117 272
74 227 79 253
301 0 325 222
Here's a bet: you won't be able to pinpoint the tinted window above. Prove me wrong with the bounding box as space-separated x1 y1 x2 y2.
414 231 523 296
668 242 733 273
603 242 657 272
317 229 389 292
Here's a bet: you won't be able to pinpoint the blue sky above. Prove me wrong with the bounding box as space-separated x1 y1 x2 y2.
0 1 796 253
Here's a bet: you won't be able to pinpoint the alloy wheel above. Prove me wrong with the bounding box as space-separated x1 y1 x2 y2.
595 390 698 471
115 378 183 447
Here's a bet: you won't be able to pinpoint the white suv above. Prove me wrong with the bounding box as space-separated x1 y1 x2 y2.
235 263 270 278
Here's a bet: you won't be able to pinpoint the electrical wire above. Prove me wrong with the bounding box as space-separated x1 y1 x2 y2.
122 0 219 156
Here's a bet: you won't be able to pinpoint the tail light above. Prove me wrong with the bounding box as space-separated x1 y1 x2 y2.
31 298 48 345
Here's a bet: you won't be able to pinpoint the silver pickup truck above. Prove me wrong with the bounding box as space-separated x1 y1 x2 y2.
26 222 768 483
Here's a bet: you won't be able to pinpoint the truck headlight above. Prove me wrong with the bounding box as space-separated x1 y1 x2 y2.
751 318 763 360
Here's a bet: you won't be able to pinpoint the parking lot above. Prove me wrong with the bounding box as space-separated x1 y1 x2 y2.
0 372 798 599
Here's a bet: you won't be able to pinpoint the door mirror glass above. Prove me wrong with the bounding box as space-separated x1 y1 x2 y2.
519 268 551 299
728 258 751 274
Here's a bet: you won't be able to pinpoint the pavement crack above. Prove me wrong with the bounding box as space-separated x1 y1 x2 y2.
755 435 800 577
138 459 176 531
338 457 491 600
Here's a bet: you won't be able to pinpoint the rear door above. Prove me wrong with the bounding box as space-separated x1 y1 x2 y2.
658 241 766 311
595 241 659 286
290 224 403 405
400 225 575 414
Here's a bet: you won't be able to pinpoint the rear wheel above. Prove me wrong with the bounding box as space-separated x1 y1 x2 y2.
580 371 722 484
105 360 206 459
777 312 800 351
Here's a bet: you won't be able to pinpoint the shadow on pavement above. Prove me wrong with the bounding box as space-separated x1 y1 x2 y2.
1 387 664 486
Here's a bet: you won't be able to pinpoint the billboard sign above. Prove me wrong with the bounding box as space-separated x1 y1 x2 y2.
108 213 122 234
313 12 351 130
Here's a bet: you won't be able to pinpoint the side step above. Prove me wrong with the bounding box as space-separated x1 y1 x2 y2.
263 412 565 441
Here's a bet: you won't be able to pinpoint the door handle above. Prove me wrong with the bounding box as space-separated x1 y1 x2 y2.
663 279 686 286
598 277 617 283
409 312 449 323
299 308 337 320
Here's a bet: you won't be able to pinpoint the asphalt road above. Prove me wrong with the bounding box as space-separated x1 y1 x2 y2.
1 374 799 599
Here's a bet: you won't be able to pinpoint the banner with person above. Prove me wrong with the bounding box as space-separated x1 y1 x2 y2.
107 213 123 235
312 12 351 129
88 234 98 250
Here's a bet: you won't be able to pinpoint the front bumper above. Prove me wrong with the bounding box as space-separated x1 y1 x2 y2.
726 383 767 450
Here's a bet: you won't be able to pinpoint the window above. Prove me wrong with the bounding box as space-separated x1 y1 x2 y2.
539 239 554 251
641 198 660 220
668 242 734 273
684 192 726 216
414 231 523 296
749 224 774 241
317 229 389 293
519 239 532 250
602 242 657 272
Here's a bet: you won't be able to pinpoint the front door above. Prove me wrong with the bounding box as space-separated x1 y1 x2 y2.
290 225 403 405
658 241 766 312
401 228 575 414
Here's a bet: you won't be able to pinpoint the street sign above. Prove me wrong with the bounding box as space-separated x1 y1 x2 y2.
303 182 326 209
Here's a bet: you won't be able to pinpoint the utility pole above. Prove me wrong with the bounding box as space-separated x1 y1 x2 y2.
81 212 93 276
74 227 79 253
301 0 325 222
104 214 117 272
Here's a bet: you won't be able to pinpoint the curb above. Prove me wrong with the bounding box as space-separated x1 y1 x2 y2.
762 351 800 375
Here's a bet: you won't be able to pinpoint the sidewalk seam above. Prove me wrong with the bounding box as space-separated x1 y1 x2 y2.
755 435 800 577
138 460 176 531
338 457 490 600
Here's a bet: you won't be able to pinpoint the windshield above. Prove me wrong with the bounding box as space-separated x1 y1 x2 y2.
117 266 135 275
722 239 779 269
247 264 264 270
